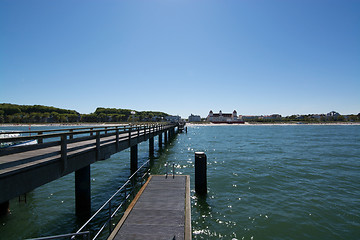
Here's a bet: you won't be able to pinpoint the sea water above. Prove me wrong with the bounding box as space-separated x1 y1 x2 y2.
0 125 359 239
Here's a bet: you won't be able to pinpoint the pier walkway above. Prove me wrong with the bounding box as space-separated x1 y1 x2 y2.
108 175 191 240
0 124 178 215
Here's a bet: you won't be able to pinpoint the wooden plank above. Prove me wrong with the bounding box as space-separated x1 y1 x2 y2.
108 175 191 240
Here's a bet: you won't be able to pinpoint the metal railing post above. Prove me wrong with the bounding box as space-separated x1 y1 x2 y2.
173 163 175 179
131 178 135 197
38 131 43 144
108 200 112 233
165 163 168 179
69 129 74 140
116 127 119 151
128 127 131 145
124 186 127 208
61 135 67 173
96 131 100 161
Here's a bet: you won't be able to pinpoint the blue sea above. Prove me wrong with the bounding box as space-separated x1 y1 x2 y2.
0 125 359 239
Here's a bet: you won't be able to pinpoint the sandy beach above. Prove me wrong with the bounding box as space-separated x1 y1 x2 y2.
0 123 129 127
185 122 360 126
1 122 359 128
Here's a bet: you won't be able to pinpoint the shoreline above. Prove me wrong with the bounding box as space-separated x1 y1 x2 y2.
0 123 128 127
1 122 359 127
186 122 360 126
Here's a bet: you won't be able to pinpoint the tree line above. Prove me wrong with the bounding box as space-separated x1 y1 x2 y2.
243 114 360 123
0 104 169 123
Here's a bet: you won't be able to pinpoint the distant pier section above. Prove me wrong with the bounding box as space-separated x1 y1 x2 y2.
178 122 186 133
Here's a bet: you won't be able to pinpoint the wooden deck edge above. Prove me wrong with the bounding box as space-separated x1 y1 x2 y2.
107 175 153 240
185 175 192 240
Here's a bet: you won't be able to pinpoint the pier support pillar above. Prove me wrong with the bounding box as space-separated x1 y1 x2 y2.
164 130 168 144
75 165 91 218
149 137 154 157
0 201 9 216
131 145 138 173
195 152 207 195
158 133 162 149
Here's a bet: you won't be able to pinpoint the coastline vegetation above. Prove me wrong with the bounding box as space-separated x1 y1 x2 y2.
0 103 168 124
241 114 360 123
1 103 358 124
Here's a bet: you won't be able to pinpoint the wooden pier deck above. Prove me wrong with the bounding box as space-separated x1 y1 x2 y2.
108 175 191 240
0 124 177 206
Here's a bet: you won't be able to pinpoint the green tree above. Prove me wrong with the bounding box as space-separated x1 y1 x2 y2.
59 115 67 123
51 112 60 122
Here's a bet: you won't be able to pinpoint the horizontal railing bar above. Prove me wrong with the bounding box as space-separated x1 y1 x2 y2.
0 128 121 143
3 125 129 135
93 223 107 240
118 135 129 140
76 160 150 234
26 231 90 240
2 123 167 136
0 123 173 143
111 201 125 219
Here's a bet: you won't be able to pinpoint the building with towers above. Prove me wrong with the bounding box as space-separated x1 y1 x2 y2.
207 110 244 124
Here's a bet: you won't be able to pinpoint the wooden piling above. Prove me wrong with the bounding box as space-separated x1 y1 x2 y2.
131 145 138 173
0 201 9 216
164 130 168 144
149 137 154 157
75 165 91 219
158 133 162 148
195 152 207 195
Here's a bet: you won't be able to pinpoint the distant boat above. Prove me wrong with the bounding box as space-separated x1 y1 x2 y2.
0 131 37 148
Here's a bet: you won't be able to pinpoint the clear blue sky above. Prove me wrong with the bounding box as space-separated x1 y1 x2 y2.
1 0 359 118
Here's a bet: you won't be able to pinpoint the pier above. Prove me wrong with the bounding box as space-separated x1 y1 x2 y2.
0 123 178 216
108 175 191 240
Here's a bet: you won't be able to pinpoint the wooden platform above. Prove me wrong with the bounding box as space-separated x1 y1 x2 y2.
0 124 177 205
108 175 191 240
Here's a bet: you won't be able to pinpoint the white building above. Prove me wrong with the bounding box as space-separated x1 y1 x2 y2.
207 110 243 123
188 114 201 122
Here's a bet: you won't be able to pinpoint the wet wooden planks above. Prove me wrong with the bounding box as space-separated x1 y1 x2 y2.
108 175 191 240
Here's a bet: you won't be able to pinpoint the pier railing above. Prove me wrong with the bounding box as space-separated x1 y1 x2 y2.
28 160 151 240
27 232 90 240
165 162 176 179
76 160 151 240
0 123 177 208
0 123 174 157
